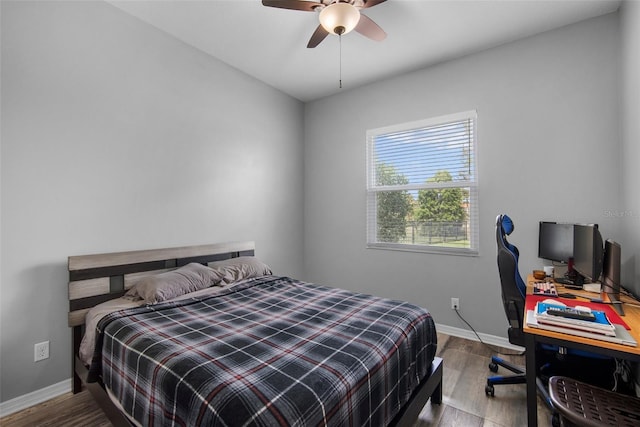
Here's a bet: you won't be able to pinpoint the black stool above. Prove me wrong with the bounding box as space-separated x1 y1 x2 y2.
548 376 640 427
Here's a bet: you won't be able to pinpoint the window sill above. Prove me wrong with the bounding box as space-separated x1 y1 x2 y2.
366 243 479 257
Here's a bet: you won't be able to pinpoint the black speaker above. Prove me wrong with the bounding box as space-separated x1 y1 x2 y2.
601 239 624 315
602 239 621 297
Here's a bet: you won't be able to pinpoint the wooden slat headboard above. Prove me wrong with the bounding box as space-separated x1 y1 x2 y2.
68 241 255 327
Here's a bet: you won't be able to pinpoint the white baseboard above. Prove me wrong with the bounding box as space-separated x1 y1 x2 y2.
0 325 517 418
436 323 524 352
0 379 71 417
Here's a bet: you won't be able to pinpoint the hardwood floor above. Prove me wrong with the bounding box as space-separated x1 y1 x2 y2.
0 389 110 427
0 333 554 427
418 333 553 427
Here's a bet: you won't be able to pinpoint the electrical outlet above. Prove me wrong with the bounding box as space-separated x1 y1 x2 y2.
451 298 460 310
34 341 49 362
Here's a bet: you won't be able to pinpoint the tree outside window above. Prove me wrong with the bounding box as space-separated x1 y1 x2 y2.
366 111 478 255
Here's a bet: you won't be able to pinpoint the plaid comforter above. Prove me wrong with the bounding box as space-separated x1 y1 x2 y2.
89 275 437 426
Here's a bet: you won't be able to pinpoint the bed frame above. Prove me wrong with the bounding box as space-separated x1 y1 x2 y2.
68 241 442 426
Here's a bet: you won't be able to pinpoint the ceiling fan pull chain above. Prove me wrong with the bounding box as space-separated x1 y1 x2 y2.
339 33 343 89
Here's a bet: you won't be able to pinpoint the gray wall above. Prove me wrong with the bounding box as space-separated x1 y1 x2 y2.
1 0 637 406
1 1 304 402
621 1 640 297
303 13 623 338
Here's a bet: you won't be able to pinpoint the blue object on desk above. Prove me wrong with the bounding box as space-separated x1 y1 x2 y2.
537 302 610 326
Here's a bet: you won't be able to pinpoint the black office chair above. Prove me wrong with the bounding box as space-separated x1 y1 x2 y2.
485 214 553 408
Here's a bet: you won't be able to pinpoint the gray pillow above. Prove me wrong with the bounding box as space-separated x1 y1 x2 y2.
208 256 272 283
125 262 225 303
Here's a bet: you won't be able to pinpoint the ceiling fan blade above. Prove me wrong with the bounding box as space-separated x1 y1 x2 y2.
360 0 387 9
307 24 330 48
355 14 386 41
262 0 322 12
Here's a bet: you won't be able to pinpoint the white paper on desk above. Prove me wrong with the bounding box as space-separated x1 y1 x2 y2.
526 310 637 346
583 283 601 292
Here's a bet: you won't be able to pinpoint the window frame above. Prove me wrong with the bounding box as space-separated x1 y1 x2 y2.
366 110 479 256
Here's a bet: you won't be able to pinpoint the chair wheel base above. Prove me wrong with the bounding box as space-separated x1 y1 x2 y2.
485 384 495 397
488 362 498 372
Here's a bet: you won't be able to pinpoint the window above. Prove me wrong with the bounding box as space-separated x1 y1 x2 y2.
366 110 478 255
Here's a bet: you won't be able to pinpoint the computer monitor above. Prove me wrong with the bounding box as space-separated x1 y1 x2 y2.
572 224 603 285
538 221 573 264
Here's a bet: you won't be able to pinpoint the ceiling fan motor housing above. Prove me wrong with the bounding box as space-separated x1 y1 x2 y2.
261 0 386 47
319 2 361 35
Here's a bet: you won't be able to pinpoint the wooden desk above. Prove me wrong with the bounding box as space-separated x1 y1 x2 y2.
523 275 640 427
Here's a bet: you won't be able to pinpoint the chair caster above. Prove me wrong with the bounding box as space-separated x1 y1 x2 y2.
551 413 561 427
485 384 495 397
488 362 498 372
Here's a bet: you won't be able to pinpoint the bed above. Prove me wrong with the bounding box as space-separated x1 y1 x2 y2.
68 241 442 426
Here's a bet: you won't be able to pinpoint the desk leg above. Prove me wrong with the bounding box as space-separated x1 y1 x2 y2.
524 333 538 427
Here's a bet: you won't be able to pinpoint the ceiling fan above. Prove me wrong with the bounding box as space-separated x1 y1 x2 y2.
262 0 387 48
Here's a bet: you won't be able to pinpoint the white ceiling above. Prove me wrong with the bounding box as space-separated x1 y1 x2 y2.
108 0 622 102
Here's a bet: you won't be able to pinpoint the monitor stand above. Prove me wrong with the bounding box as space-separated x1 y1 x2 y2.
600 290 625 316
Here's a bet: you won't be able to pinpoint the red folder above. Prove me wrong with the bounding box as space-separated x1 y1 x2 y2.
526 294 630 330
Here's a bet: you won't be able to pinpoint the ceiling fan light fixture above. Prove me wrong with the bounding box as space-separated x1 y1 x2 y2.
319 3 361 36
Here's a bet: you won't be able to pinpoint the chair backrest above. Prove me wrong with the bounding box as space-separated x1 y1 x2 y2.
496 214 527 347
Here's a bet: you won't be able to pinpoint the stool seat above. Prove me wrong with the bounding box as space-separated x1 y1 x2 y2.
548 376 640 427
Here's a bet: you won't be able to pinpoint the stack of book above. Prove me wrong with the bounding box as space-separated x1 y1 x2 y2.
526 300 637 346
534 302 615 336
526 295 638 347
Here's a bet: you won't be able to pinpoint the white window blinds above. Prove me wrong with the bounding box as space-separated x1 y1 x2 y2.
366 110 478 255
